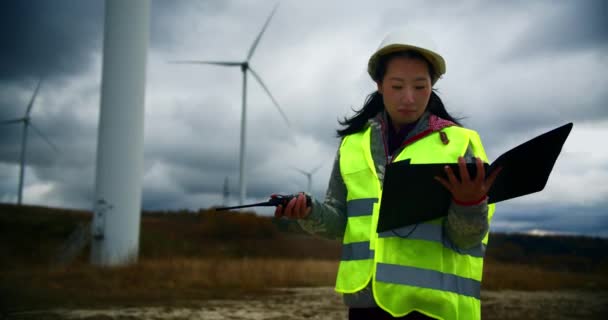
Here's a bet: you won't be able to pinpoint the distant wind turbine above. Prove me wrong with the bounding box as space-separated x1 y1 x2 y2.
0 79 59 205
292 164 323 195
169 3 289 206
222 176 230 207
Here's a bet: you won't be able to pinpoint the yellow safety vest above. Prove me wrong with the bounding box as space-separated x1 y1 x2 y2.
335 125 495 320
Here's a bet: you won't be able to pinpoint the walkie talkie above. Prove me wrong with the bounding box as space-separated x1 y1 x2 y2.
214 194 311 211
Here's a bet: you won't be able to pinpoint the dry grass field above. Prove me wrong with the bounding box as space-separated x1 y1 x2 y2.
1 203 607 319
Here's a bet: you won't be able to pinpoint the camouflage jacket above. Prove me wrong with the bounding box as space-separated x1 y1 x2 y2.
298 110 490 308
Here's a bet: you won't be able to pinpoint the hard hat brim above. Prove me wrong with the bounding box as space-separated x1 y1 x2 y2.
367 44 446 84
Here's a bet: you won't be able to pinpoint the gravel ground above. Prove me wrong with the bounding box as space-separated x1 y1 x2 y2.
5 288 608 320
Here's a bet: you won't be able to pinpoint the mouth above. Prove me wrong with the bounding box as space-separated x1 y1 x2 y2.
397 109 417 114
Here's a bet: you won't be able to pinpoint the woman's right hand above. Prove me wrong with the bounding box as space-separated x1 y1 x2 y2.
274 193 312 219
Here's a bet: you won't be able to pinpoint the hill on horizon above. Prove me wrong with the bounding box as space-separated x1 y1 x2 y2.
1 202 607 274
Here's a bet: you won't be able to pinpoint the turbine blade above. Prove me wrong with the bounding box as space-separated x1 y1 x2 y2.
29 123 59 153
310 163 323 175
249 66 291 127
0 118 24 125
291 167 308 175
168 60 242 67
25 78 43 116
247 2 279 61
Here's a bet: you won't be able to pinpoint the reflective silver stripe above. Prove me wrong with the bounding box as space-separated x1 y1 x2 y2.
346 198 378 217
341 241 374 261
376 263 481 299
378 223 486 258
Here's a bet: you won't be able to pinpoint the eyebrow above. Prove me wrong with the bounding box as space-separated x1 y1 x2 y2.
388 77 428 82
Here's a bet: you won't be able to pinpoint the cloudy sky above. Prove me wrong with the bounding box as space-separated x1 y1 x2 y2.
1 0 607 237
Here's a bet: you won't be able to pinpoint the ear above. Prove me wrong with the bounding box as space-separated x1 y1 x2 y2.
376 81 383 95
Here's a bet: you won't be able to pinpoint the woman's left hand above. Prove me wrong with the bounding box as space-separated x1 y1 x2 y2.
434 156 502 204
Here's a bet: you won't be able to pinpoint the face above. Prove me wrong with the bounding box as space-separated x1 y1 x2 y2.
377 57 432 129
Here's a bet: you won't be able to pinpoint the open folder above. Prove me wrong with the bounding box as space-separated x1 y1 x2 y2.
376 122 573 233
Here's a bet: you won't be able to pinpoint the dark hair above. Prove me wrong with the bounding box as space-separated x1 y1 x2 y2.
336 50 461 138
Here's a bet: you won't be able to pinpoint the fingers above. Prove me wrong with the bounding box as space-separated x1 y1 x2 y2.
444 164 459 186
284 196 298 219
296 193 312 218
458 156 471 183
439 158 496 203
295 193 306 218
273 193 312 219
474 157 485 184
282 193 310 219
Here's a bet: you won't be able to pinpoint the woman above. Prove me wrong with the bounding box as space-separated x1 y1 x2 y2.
275 29 501 320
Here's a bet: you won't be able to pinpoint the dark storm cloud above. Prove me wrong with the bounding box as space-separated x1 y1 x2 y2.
142 115 305 202
40 178 95 209
0 165 19 200
1 0 606 238
142 187 184 210
0 0 212 209
0 87 98 165
493 202 608 237
0 0 190 162
505 0 608 57
0 81 46 154
434 0 607 147
0 0 216 82
150 0 230 52
0 0 103 82
165 163 292 200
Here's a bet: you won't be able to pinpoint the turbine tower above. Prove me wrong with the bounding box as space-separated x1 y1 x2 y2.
90 0 149 266
292 164 323 195
170 3 289 206
0 79 59 205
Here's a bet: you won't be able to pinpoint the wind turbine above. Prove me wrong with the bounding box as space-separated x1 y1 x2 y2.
0 79 59 205
292 164 323 195
222 176 230 207
170 3 289 206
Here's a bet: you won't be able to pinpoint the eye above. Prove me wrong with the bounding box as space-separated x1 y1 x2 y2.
415 86 426 90
392 86 403 90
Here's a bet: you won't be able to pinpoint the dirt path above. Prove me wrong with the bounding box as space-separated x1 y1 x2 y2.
481 290 608 320
6 288 608 319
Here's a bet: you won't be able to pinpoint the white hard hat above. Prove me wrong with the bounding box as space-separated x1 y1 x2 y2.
367 29 446 84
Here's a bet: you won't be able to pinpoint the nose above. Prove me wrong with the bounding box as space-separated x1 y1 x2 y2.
401 87 415 104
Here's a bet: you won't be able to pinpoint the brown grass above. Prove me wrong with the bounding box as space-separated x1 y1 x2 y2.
1 258 339 312
1 203 607 313
4 257 607 312
483 260 608 291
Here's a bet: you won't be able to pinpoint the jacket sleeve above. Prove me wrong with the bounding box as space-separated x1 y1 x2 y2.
297 149 348 240
444 144 490 249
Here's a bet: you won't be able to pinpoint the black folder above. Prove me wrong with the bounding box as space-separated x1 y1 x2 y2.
376 123 573 233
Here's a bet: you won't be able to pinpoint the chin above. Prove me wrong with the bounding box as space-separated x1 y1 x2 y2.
396 116 420 125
